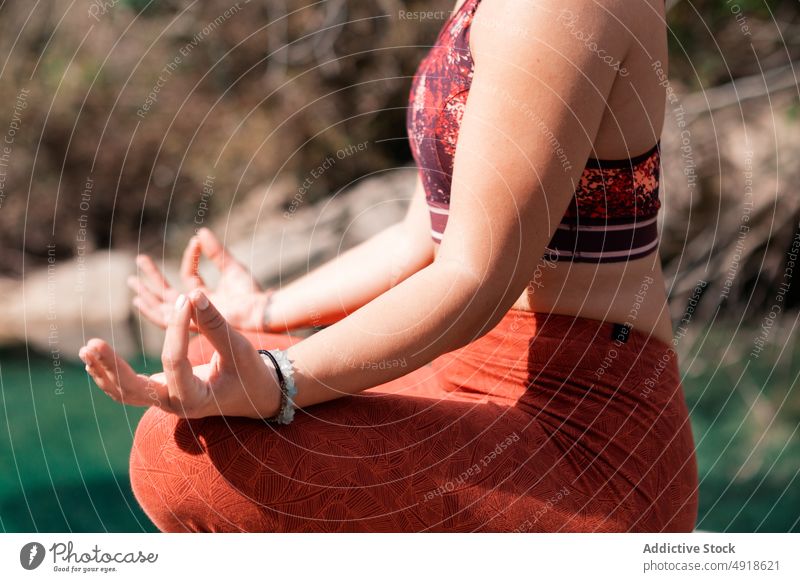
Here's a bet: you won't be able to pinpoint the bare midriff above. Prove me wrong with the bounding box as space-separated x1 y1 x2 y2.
433 245 676 347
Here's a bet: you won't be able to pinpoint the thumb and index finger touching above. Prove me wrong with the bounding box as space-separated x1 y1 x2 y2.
180 227 244 286
186 289 246 363
160 289 240 415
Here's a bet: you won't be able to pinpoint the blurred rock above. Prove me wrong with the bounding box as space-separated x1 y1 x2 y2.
0 250 139 360
1 169 415 360
205 166 415 287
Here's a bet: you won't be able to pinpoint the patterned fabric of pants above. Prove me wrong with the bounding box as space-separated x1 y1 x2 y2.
129 309 699 532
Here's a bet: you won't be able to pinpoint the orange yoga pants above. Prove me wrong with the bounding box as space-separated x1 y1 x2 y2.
129 309 699 532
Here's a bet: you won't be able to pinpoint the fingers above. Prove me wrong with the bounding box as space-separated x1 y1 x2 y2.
135 255 172 300
127 275 162 306
187 289 244 361
128 274 173 329
196 227 241 272
180 235 205 290
129 258 200 331
131 294 170 329
81 339 163 407
80 345 122 401
131 297 199 332
162 294 198 409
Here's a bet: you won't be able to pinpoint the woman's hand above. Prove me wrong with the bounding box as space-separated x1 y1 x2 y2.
128 227 271 331
79 289 281 419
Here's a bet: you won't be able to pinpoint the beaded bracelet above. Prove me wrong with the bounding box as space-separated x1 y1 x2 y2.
257 348 298 425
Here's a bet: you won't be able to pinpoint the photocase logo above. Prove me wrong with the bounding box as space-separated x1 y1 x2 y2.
20 542 46 570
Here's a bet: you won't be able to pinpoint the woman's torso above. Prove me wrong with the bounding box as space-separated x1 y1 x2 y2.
412 0 675 346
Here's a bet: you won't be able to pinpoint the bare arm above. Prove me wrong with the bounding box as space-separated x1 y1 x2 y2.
283 0 631 408
266 175 435 330
129 176 434 333
85 0 632 420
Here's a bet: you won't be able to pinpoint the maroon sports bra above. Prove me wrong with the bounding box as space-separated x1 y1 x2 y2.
406 0 662 263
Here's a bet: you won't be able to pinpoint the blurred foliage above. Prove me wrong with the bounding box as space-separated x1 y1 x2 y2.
666 0 796 88
0 0 444 274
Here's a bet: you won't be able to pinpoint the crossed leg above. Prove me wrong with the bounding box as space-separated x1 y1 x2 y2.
127 331 578 532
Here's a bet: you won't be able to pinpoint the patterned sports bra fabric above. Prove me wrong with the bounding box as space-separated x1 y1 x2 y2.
405 0 663 263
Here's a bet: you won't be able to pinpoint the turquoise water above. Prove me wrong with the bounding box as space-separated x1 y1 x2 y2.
1 332 798 532
682 333 800 532
0 348 157 532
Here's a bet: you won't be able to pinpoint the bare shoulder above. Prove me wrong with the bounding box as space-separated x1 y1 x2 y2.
469 0 658 64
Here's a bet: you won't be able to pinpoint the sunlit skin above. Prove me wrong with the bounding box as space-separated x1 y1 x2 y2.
79 0 673 420
126 229 272 333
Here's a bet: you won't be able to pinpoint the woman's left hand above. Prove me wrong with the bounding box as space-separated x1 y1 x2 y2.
129 228 271 332
79 289 281 419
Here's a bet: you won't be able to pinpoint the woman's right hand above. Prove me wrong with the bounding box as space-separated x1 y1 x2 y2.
81 289 283 419
128 228 273 332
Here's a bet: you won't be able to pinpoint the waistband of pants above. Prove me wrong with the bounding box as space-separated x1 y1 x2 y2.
500 308 674 351
434 308 680 396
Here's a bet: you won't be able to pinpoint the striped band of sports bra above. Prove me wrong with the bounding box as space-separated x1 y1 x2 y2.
406 0 663 263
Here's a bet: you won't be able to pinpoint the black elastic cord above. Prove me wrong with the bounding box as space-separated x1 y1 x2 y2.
258 349 285 388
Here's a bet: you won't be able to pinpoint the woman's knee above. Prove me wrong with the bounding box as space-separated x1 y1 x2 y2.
129 406 212 531
130 406 283 531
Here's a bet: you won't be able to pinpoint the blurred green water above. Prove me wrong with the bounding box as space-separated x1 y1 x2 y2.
680 328 800 532
1 328 798 532
0 348 158 532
